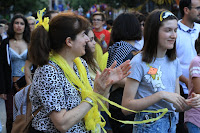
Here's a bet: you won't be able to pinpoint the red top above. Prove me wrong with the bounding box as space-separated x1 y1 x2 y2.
93 29 110 46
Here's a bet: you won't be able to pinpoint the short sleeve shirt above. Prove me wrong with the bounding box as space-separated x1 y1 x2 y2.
184 56 200 128
29 59 92 133
128 53 182 112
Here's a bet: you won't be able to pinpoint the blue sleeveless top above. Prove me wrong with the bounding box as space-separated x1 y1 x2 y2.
9 47 28 77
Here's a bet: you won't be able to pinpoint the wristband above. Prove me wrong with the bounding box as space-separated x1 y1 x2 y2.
82 97 94 107
102 40 107 48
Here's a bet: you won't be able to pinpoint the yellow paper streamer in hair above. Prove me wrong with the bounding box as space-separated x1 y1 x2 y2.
49 52 168 133
35 8 49 31
94 43 108 71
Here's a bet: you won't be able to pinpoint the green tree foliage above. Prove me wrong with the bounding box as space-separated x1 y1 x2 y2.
0 0 13 19
66 0 98 13
13 0 48 13
101 0 142 9
0 0 48 18
101 0 173 9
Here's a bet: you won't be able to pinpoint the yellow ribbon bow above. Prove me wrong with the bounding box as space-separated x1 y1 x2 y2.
35 8 49 31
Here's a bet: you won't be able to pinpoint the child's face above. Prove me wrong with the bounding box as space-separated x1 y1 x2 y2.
157 19 178 51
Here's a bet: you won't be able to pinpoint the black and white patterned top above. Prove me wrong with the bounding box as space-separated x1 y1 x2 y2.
107 40 139 68
29 58 92 133
107 41 139 128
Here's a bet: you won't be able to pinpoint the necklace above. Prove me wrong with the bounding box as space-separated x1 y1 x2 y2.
13 39 23 43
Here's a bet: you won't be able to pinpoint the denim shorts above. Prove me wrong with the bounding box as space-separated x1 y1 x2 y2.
133 112 176 133
185 122 200 133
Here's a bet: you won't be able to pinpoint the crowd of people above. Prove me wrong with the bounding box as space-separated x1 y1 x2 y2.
0 0 200 133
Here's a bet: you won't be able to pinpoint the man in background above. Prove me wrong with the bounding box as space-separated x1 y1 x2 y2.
92 11 110 53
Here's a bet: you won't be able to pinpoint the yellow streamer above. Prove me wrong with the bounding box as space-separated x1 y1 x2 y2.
94 43 108 71
49 52 168 132
35 8 49 31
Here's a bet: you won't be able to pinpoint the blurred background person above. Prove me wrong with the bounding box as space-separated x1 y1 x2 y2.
0 23 7 41
0 19 9 39
0 23 7 133
0 54 6 133
0 24 5 44
106 19 113 32
42 10 59 20
107 12 142 133
132 11 146 51
92 11 110 53
26 16 36 32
